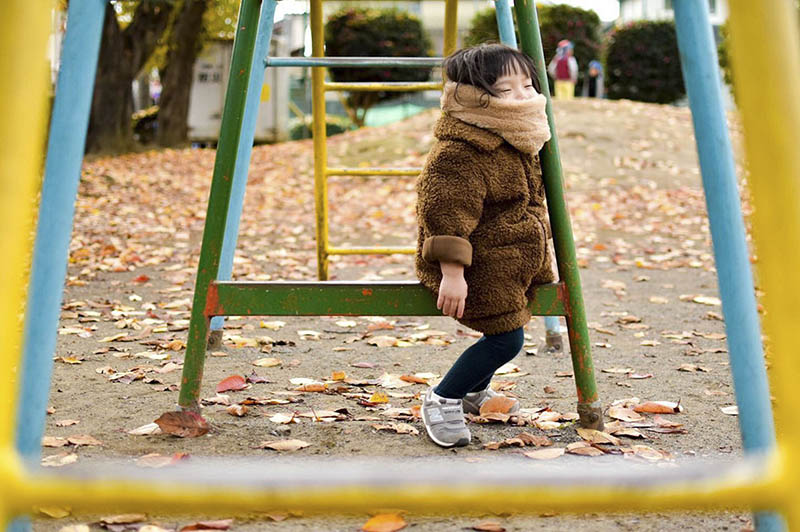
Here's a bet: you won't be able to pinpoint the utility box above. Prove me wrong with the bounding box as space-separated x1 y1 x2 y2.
188 35 290 143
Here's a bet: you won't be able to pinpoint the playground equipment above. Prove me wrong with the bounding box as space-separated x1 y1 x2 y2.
178 0 603 428
0 0 792 530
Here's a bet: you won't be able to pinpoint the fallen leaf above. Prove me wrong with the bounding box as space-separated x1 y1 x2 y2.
226 404 248 417
494 362 519 375
259 439 311 452
399 374 427 384
377 373 414 389
351 362 378 368
692 295 722 306
216 375 248 393
471 522 505 532
566 441 605 456
252 357 282 367
42 436 69 447
371 423 419 435
260 320 285 330
98 514 147 525
602 367 633 374
179 519 233 531
154 411 209 438
128 422 161 435
576 428 621 446
523 447 565 460
361 513 407 532
336 320 358 328
136 452 190 468
634 401 683 414
296 383 327 393
67 434 103 447
479 396 517 415
367 335 399 348
720 405 739 416
368 391 390 404
58 524 89 532
607 406 644 422
331 371 347 381
41 453 78 467
37 506 71 518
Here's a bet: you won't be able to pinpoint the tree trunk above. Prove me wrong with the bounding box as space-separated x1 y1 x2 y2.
86 1 171 153
157 0 210 147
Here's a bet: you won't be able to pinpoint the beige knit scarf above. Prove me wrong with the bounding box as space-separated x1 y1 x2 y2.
440 81 551 154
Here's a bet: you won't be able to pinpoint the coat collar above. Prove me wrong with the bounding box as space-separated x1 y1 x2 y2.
434 113 504 152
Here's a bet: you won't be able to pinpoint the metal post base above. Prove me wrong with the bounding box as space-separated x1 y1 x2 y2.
577 401 604 430
545 332 564 353
207 329 223 350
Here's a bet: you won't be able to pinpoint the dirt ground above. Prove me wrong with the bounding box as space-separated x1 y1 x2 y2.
34 99 761 531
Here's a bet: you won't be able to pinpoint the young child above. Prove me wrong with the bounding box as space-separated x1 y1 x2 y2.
416 43 555 448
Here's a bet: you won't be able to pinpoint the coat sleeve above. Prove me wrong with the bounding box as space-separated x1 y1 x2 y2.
529 154 552 239
417 142 487 267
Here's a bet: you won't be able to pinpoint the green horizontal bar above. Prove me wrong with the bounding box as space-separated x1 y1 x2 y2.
325 81 442 92
326 167 421 177
207 281 566 317
266 57 442 68
327 246 415 255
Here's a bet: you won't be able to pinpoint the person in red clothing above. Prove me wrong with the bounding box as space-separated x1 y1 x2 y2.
547 39 578 100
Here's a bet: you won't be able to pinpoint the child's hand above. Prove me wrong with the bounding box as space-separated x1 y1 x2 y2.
438 262 468 318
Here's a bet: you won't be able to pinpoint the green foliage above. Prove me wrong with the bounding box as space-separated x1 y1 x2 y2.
324 8 433 127
289 115 354 140
716 21 733 90
605 21 685 104
204 0 240 40
463 4 602 93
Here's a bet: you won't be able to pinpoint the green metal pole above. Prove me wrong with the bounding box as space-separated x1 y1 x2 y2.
178 0 262 411
514 0 603 429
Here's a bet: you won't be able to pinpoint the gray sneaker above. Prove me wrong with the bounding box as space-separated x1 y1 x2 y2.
421 389 471 448
462 386 520 416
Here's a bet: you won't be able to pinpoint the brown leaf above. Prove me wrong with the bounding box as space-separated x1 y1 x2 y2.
216 375 248 393
259 439 311 451
479 396 517 416
42 436 68 448
179 519 233 531
154 411 209 438
296 383 327 393
99 514 147 525
523 447 565 460
361 513 407 532
371 423 419 435
633 401 683 414
576 428 621 446
55 419 80 427
471 522 505 532
226 404 248 417
67 434 103 447
607 406 644 422
252 357 281 367
41 452 78 467
516 432 553 447
399 374 427 384
566 442 605 456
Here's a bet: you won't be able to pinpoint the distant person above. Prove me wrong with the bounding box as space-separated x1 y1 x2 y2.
582 60 604 98
416 44 556 448
547 39 578 100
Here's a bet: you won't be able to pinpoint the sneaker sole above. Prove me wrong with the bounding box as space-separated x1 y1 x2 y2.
423 422 470 448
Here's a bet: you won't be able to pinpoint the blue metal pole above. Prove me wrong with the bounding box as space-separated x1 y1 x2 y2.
9 2 106 531
494 0 560 340
672 3 782 531
494 0 517 48
209 0 277 338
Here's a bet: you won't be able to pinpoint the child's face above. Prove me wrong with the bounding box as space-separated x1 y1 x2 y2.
492 67 536 101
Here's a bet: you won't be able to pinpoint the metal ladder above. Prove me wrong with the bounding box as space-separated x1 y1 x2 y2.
177 0 603 429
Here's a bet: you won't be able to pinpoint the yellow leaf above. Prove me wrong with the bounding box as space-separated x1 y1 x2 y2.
361 513 407 532
369 392 390 404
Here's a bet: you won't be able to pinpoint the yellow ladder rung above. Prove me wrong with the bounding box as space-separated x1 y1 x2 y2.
328 246 415 255
326 167 421 177
324 81 442 92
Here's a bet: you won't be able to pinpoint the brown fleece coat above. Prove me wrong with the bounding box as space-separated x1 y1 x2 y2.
415 114 555 335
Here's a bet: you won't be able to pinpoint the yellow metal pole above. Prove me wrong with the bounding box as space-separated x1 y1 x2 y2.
727 0 800 521
0 1 51 450
443 0 458 57
0 453 783 516
0 0 52 525
311 0 330 280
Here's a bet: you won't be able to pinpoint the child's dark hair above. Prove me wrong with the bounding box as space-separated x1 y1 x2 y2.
443 43 542 105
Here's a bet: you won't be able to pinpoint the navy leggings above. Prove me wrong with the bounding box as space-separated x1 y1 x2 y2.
434 327 524 399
